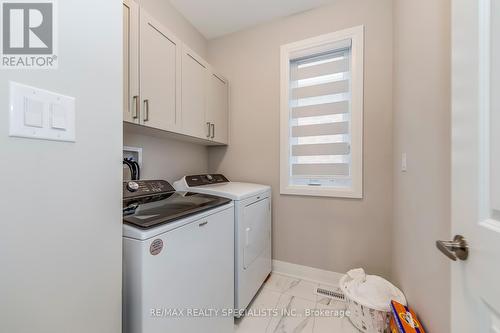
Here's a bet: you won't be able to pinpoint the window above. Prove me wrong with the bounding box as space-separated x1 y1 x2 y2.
280 26 364 198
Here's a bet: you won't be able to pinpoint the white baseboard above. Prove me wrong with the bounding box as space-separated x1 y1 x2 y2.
272 260 344 286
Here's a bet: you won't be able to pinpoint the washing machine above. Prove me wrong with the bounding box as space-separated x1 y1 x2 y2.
122 179 234 333
174 174 272 315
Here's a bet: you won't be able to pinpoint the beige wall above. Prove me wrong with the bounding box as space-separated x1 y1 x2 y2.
124 0 209 181
392 0 451 332
207 0 394 278
124 132 208 182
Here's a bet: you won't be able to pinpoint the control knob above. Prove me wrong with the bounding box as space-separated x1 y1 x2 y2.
127 181 140 192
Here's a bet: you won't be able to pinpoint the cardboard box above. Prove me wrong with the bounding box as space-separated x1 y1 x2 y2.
390 301 426 333
389 316 399 333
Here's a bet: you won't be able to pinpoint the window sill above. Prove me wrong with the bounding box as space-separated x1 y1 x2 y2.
280 184 362 199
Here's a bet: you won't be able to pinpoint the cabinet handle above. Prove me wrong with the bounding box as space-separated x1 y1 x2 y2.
199 221 208 227
211 123 215 139
143 99 149 122
245 227 251 246
206 122 211 138
132 95 139 119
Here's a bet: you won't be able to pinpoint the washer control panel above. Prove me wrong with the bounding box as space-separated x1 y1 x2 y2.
123 180 175 199
185 174 229 187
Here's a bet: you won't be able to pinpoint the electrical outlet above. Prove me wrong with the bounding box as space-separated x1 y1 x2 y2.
401 153 407 172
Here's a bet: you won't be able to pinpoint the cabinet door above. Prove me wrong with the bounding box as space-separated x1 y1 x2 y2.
181 48 208 139
140 10 181 131
206 71 229 144
123 0 139 124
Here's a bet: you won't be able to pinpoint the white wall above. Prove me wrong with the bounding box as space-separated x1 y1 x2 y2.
207 0 394 278
124 0 210 181
392 0 451 332
0 1 123 333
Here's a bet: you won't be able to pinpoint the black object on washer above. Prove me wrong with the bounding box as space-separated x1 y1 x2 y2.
123 180 231 229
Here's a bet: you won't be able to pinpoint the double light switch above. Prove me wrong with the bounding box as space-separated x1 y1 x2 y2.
9 81 76 142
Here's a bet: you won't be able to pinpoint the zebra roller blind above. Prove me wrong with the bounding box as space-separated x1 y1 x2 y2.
288 41 352 188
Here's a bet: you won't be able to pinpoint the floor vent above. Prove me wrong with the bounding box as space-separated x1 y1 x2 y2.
316 287 345 301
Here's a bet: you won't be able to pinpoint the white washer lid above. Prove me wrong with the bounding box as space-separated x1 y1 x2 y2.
188 182 271 200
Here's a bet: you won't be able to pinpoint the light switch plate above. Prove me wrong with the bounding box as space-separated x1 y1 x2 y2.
9 81 76 142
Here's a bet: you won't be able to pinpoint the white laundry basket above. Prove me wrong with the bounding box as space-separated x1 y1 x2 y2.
340 269 406 333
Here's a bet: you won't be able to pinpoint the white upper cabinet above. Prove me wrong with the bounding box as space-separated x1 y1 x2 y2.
122 1 229 145
206 71 229 144
140 10 181 131
181 47 209 139
123 0 139 124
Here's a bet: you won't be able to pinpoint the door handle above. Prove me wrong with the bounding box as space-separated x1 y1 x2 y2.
143 99 149 122
436 235 469 261
211 123 215 139
132 95 139 119
199 221 208 227
206 122 211 138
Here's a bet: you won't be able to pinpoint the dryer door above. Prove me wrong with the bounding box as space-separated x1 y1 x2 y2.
243 196 271 269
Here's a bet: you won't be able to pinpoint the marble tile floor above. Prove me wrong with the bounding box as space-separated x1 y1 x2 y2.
234 273 359 333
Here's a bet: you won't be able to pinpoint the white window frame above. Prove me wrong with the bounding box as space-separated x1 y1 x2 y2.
280 26 364 198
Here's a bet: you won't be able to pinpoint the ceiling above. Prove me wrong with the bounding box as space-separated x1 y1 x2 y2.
168 0 334 39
